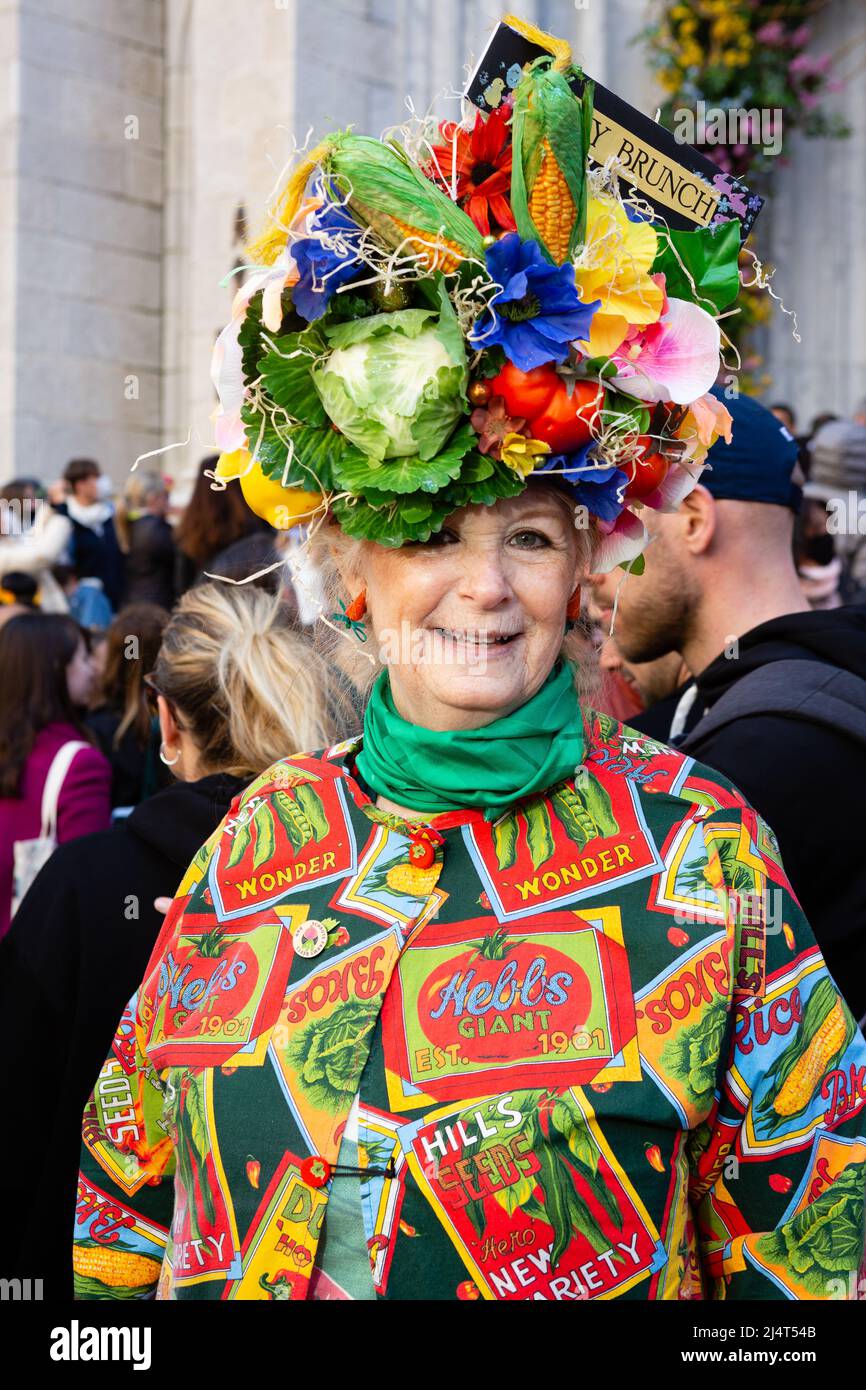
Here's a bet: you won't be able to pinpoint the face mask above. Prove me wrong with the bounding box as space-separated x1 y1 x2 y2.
803 533 836 566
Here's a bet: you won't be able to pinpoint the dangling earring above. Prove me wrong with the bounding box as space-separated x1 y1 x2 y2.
345 590 367 622
565 586 582 631
160 742 181 767
330 589 368 642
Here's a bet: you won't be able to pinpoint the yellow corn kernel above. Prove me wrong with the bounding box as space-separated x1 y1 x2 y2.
528 140 575 265
385 862 441 897
353 201 465 273
73 1243 162 1289
773 998 848 1116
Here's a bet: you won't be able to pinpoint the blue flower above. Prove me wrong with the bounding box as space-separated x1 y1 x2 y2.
535 445 627 524
470 233 599 371
291 192 363 322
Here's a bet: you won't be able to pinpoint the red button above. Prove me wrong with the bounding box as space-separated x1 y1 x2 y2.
301 1155 332 1188
409 838 435 868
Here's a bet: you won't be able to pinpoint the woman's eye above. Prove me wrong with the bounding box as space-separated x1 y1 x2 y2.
509 529 551 549
415 528 459 549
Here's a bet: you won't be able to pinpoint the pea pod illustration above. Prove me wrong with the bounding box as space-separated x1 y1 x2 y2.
579 772 619 838
226 818 252 869
493 813 519 870
551 786 591 849
272 789 314 851
252 802 276 869
525 801 555 869
294 783 330 842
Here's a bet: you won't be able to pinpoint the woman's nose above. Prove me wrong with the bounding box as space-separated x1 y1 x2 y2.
456 553 513 607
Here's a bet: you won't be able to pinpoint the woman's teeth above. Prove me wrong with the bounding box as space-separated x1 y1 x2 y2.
435 628 517 645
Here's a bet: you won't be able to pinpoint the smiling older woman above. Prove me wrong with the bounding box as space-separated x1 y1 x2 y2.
74 20 866 1302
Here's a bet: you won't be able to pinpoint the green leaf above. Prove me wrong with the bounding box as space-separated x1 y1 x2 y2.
249 413 367 495
324 307 436 348
410 364 471 460
332 421 476 496
651 220 741 315
313 371 390 458
259 341 327 428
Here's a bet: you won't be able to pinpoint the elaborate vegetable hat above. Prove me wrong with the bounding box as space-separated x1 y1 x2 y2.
212 13 745 573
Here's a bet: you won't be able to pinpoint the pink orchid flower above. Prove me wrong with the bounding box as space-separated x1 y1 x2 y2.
591 508 647 574
609 297 721 406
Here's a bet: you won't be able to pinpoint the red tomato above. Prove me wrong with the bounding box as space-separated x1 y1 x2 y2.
489 362 559 418
667 927 690 948
769 1173 793 1194
624 436 670 499
530 379 606 453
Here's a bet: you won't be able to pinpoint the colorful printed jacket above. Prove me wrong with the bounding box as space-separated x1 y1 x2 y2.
75 714 866 1301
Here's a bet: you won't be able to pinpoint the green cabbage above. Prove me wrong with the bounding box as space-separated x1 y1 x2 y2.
311 283 468 462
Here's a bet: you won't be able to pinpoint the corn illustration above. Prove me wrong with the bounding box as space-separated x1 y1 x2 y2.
384 862 441 897
773 997 848 1117
73 1243 161 1290
527 142 575 265
758 977 855 1130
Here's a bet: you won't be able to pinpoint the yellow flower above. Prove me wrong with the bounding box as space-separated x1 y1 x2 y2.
500 433 550 479
574 195 664 357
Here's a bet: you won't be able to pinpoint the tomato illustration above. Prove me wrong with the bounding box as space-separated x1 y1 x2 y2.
456 1280 481 1300
419 930 592 1066
157 934 259 1040
769 1173 793 1194
623 436 670 499
667 927 690 948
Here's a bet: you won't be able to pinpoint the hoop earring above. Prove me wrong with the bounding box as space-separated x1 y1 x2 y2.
160 742 181 767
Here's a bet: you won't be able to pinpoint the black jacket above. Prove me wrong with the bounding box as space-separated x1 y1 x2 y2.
630 606 866 1020
0 771 246 1300
122 514 176 610
57 504 126 610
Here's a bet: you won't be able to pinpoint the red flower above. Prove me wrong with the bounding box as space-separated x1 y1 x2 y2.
470 395 526 458
427 108 516 237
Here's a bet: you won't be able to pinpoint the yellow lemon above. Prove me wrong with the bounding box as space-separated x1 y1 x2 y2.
215 449 323 530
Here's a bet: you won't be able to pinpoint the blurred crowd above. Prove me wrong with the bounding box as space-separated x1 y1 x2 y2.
1 389 866 1291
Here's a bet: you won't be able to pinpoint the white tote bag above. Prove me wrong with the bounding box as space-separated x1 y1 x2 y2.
11 740 88 917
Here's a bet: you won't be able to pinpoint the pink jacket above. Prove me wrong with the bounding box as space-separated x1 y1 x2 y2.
0 723 111 937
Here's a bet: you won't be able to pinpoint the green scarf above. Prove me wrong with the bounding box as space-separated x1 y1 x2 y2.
355 663 584 820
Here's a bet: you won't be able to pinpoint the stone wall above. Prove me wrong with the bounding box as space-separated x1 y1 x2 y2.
5 0 164 485
763 0 866 426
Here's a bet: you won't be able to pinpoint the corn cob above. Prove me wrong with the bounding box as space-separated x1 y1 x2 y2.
73 1243 161 1289
510 62 593 264
528 141 575 265
773 996 848 1117
351 199 465 274
385 862 441 897
325 134 484 273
